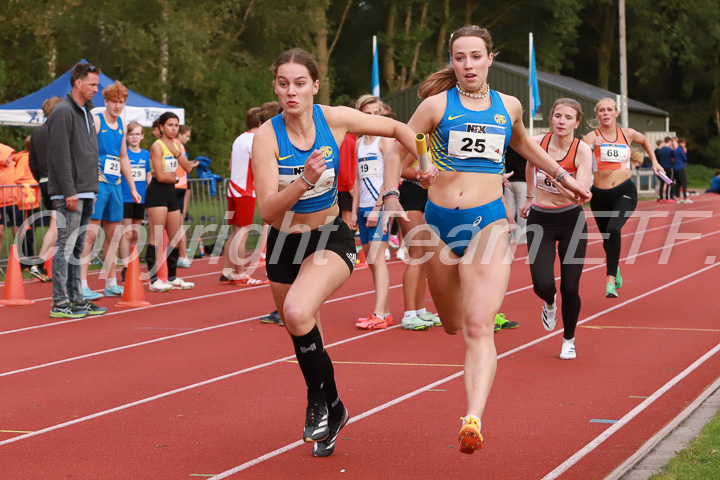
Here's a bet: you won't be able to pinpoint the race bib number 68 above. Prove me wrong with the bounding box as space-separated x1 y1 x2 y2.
600 143 629 163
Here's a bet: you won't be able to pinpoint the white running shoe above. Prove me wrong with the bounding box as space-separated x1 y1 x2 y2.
149 279 173 292
177 257 191 268
685 198 694 204
542 295 557 331
170 277 195 289
396 247 408 262
560 340 576 360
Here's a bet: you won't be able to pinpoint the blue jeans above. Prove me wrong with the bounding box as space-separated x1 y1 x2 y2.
52 198 94 305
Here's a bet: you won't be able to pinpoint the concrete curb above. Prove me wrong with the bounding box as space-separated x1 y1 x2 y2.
605 375 720 480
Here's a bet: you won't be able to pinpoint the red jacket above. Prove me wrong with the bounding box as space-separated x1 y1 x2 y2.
337 134 357 192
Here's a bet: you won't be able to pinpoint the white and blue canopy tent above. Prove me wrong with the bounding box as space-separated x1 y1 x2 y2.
0 60 184 127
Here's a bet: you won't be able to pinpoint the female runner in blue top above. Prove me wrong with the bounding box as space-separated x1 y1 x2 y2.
251 48 420 458
383 26 592 454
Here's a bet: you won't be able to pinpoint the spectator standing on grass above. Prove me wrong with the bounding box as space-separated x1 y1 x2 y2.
672 138 692 203
656 137 675 203
46 62 107 318
28 96 64 282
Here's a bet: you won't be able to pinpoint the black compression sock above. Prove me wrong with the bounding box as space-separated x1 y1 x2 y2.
291 325 326 405
322 349 344 420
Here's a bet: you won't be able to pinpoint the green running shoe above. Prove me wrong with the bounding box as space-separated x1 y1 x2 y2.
494 313 519 331
615 266 622 289
419 312 442 327
606 282 618 298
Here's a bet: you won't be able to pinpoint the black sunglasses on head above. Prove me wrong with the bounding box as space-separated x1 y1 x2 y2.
76 63 98 76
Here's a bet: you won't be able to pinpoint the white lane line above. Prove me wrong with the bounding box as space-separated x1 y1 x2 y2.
540 340 720 480
507 228 720 295
3 225 717 376
208 261 720 478
512 209 718 263
0 285 401 377
3 258 716 480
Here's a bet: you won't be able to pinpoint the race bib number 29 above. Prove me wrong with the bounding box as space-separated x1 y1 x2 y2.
448 123 506 162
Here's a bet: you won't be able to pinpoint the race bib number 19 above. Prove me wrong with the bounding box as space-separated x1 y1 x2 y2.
448 124 506 162
358 155 381 179
163 156 179 173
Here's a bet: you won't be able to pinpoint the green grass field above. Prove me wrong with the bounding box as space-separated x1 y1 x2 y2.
650 409 720 479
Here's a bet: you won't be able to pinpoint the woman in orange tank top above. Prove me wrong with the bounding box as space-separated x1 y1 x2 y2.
582 98 665 298
520 98 593 360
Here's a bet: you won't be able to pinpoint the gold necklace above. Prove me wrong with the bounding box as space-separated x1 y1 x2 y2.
456 82 490 99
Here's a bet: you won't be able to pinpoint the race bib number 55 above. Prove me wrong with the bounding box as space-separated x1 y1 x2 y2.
448 123 506 162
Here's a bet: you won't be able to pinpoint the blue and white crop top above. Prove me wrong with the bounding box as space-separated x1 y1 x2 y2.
428 87 511 174
97 114 123 185
271 105 340 214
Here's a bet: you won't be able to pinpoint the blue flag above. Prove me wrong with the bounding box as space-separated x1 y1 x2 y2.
372 36 380 98
529 38 541 119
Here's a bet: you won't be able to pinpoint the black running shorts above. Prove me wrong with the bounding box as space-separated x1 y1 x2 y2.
399 180 428 213
145 179 180 212
266 216 356 284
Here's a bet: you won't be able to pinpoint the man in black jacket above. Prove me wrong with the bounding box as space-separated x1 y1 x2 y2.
46 62 107 318
28 96 62 282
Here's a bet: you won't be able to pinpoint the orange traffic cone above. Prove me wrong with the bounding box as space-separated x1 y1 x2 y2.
356 245 367 267
44 248 53 280
157 232 169 282
1 244 35 305
116 245 151 308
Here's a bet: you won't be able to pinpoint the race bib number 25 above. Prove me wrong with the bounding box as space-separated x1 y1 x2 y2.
448 123 506 162
103 155 120 175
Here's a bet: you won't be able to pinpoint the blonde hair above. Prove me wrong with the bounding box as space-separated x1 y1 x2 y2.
594 97 617 113
355 94 381 112
418 25 494 100
630 147 644 167
127 121 143 134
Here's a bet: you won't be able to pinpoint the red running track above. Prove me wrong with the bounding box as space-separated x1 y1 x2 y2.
0 195 719 479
